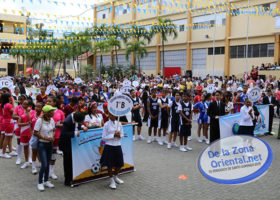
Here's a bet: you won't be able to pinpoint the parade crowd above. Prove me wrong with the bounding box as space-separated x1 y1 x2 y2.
0 70 279 190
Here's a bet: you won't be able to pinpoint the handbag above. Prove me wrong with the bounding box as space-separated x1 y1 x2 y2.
29 118 43 149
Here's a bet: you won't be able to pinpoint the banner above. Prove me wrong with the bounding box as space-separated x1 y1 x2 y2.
219 105 269 138
71 124 134 185
25 87 41 102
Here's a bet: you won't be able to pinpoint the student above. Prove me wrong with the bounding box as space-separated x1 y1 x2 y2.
84 102 104 128
100 112 124 189
1 93 17 158
18 99 32 169
63 97 78 117
30 102 43 174
102 103 109 123
34 105 56 191
238 98 254 136
157 90 170 145
36 86 48 104
167 91 180 149
203 93 211 145
147 89 159 144
13 95 28 165
77 97 88 114
178 93 193 152
47 96 65 180
130 89 144 141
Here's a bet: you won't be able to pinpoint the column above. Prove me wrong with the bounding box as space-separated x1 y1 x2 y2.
156 0 162 74
224 1 231 77
186 1 192 72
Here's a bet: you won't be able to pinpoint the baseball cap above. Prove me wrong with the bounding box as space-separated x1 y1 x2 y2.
42 105 56 113
237 87 243 92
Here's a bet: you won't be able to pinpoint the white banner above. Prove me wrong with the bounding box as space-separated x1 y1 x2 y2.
219 105 269 138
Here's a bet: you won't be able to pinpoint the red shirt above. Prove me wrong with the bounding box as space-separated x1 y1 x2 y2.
63 104 77 117
195 85 203 96
102 113 109 123
194 95 202 104
36 94 48 104
3 103 13 123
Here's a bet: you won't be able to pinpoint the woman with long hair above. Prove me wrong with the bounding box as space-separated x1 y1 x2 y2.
34 105 56 191
223 92 234 115
46 96 65 180
1 93 16 158
84 102 104 128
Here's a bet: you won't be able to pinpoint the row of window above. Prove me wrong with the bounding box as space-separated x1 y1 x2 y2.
208 47 225 55
230 44 274 58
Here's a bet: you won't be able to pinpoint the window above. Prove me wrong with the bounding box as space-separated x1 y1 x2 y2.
268 44 274 57
230 46 237 58
262 3 270 11
210 20 215 27
260 44 268 57
252 44 260 58
0 21 3 33
237 45 245 58
222 18 226 26
230 44 274 59
179 25 184 32
0 68 6 72
0 43 12 54
208 47 225 55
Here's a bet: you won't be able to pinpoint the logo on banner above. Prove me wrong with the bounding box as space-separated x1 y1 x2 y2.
248 87 261 102
108 95 133 116
198 135 273 184
120 86 134 94
0 77 13 90
74 77 83 84
232 122 240 135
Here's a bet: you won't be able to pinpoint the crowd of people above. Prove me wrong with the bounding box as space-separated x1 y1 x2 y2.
0 71 279 190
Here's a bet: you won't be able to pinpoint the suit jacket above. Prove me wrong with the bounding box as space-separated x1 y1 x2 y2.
207 101 226 120
91 93 101 102
263 95 277 115
59 114 82 153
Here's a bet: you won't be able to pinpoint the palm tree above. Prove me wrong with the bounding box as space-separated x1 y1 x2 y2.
93 41 110 77
152 17 178 77
81 64 94 80
42 65 52 80
108 36 121 66
125 41 148 73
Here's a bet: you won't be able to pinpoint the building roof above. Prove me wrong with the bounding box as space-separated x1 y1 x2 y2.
78 52 94 60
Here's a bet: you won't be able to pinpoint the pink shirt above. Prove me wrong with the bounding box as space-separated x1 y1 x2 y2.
0 104 3 123
19 111 31 137
3 103 13 123
52 109 65 139
30 110 39 131
14 105 25 131
276 90 280 101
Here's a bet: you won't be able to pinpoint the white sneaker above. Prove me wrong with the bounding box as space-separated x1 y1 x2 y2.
202 136 207 141
167 143 171 149
157 138 163 146
114 176 124 184
133 135 136 141
57 150 63 155
32 167 38 175
37 183 45 191
21 162 30 169
180 146 187 152
163 140 168 145
9 151 17 156
12 146 16 151
197 137 203 143
44 181 54 188
188 136 192 141
185 146 192 151
137 135 145 141
171 142 178 148
2 153 11 159
49 173 58 180
29 158 32 164
0 152 3 158
109 178 117 189
6 147 10 153
206 139 210 145
147 136 152 144
16 158 21 165
152 137 157 142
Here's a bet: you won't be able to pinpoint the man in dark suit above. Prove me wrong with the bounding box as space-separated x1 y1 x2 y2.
91 88 102 103
207 91 225 143
263 89 277 135
59 112 87 186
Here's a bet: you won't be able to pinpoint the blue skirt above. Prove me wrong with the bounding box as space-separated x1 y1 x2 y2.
100 145 124 168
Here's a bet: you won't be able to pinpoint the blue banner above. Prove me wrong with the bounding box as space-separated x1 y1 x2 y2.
71 124 134 185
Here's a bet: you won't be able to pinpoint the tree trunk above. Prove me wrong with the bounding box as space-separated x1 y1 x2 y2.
115 46 118 66
99 54 103 78
138 56 141 73
162 39 165 78
63 55 66 75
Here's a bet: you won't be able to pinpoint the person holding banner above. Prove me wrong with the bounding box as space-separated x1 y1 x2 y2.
263 89 277 135
238 98 254 136
59 112 87 187
100 112 124 189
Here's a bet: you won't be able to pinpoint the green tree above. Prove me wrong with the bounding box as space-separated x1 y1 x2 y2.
42 65 52 79
93 40 110 77
152 17 178 77
125 41 148 73
81 64 94 80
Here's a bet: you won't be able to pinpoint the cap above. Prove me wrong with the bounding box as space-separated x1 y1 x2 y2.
237 87 243 92
42 105 56 113
103 102 108 108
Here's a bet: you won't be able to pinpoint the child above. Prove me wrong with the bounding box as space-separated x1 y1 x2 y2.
30 102 43 174
100 112 124 189
147 89 159 144
77 97 88 114
18 99 32 169
178 93 193 152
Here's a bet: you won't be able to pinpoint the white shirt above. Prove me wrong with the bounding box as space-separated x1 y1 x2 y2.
34 118 55 143
102 120 124 146
178 102 193 111
85 113 103 127
240 105 254 126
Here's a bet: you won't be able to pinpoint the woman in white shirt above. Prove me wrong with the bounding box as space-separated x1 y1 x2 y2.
100 112 124 189
34 105 56 191
84 102 104 128
238 98 254 136
223 92 234 115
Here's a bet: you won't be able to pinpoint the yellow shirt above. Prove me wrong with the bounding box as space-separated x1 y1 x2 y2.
186 82 193 90
158 83 163 88
179 84 185 92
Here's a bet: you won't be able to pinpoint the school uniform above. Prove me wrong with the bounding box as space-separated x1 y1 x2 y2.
100 120 124 168
178 102 193 136
158 97 169 129
148 97 159 128
168 100 180 133
131 97 142 127
238 105 254 136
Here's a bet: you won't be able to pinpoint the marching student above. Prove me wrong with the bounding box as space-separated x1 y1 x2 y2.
203 93 211 144
18 99 32 169
47 96 65 180
167 91 181 149
147 88 159 144
30 102 43 174
178 93 193 152
130 89 144 141
36 86 48 104
100 112 125 189
238 98 255 136
1 93 16 158
157 89 170 145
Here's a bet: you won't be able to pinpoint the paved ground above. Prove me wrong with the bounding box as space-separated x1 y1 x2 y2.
0 119 280 200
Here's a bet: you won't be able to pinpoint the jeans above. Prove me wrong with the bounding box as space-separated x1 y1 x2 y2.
37 142 53 184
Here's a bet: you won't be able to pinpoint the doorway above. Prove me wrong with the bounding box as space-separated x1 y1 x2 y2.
8 63 16 76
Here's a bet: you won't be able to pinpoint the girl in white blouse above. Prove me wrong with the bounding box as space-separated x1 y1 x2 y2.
100 112 124 189
238 98 254 136
84 102 104 128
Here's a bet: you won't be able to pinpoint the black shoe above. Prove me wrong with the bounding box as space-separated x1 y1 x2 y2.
64 182 71 187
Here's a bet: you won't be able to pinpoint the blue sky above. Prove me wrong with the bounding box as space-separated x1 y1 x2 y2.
1 0 100 36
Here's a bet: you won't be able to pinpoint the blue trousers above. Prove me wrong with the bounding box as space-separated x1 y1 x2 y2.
37 142 53 184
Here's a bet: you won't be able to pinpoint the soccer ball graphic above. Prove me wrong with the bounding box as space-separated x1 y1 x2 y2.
91 162 101 174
